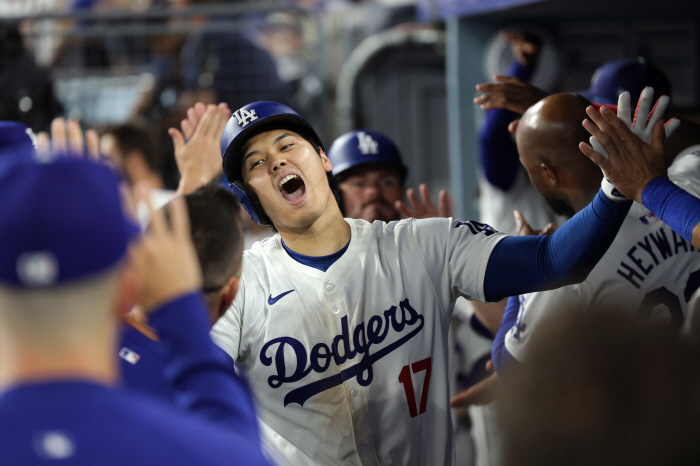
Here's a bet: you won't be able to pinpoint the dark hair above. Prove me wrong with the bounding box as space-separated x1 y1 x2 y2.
103 123 161 173
183 184 244 294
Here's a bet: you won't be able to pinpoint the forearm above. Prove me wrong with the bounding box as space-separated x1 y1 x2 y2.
478 61 534 191
641 176 700 247
149 293 259 437
491 295 521 375
484 189 631 301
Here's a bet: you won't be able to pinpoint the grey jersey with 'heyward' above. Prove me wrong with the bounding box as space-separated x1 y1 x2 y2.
505 147 700 362
212 217 504 465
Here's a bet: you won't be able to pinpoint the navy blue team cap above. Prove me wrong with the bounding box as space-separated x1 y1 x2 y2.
578 58 671 107
0 155 137 287
0 121 37 160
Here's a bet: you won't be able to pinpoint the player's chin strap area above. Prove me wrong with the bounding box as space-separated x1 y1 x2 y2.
483 188 631 302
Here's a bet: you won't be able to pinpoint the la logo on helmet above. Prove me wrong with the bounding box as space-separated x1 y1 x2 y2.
357 131 378 155
234 109 258 128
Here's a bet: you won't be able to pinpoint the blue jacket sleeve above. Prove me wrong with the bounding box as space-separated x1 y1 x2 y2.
484 189 631 301
491 295 521 375
148 293 260 439
479 60 535 191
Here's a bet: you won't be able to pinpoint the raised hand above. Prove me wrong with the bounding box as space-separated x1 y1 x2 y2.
513 210 556 236
36 117 100 160
450 362 499 408
474 75 548 115
502 30 541 69
588 88 680 160
130 190 203 314
580 104 673 203
169 102 231 195
395 183 453 219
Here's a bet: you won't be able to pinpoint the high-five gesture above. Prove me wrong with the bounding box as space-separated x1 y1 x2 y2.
579 88 680 203
395 184 453 219
36 117 100 160
169 102 231 195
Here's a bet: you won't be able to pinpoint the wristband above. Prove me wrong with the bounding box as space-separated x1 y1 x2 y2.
601 176 630 202
642 177 700 243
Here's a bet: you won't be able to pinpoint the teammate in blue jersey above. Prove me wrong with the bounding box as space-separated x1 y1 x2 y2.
0 144 270 464
119 183 259 436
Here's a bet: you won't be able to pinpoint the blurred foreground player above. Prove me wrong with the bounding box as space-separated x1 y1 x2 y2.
0 153 270 465
500 308 700 466
205 99 632 465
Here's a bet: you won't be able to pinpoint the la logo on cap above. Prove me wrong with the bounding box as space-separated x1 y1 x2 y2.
16 251 59 287
233 109 258 128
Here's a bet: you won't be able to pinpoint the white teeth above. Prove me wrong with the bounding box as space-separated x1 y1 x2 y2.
280 174 298 188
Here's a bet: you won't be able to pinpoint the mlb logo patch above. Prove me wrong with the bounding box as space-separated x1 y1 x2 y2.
119 347 140 365
639 213 659 225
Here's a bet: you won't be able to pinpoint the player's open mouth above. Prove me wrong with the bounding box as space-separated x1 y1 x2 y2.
279 174 306 204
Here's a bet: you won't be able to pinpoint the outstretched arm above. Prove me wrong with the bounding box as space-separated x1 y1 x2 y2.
483 187 631 301
579 93 700 248
477 68 546 191
476 33 546 191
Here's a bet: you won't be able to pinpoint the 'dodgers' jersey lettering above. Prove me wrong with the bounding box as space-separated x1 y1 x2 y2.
261 299 424 406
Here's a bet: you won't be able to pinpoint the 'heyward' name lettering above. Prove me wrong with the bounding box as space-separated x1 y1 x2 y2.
617 227 698 289
260 298 424 407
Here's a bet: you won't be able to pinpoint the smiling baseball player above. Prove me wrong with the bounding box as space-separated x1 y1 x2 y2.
206 101 632 465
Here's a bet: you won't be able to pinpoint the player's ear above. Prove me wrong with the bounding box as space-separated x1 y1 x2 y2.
215 275 240 320
320 148 333 173
540 162 558 186
508 119 520 134
115 258 139 318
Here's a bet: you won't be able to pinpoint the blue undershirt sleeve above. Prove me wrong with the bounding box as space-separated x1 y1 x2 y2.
483 189 631 301
148 292 260 439
491 295 521 375
479 60 535 191
642 176 700 244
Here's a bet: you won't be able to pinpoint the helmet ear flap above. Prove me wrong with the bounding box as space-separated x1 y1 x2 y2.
229 182 272 226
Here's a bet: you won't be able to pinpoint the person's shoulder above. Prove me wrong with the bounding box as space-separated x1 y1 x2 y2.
669 145 700 179
242 234 281 268
0 383 268 465
106 390 267 462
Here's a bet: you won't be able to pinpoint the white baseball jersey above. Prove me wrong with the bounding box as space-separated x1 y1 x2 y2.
505 147 700 362
212 217 505 466
478 166 565 236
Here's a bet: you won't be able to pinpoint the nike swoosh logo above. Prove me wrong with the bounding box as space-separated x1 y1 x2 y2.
268 289 295 305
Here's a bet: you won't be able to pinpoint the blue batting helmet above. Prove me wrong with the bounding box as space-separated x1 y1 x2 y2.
327 130 407 182
578 58 671 107
220 101 324 225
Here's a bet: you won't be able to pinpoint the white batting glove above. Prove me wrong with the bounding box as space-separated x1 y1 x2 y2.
591 88 680 202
